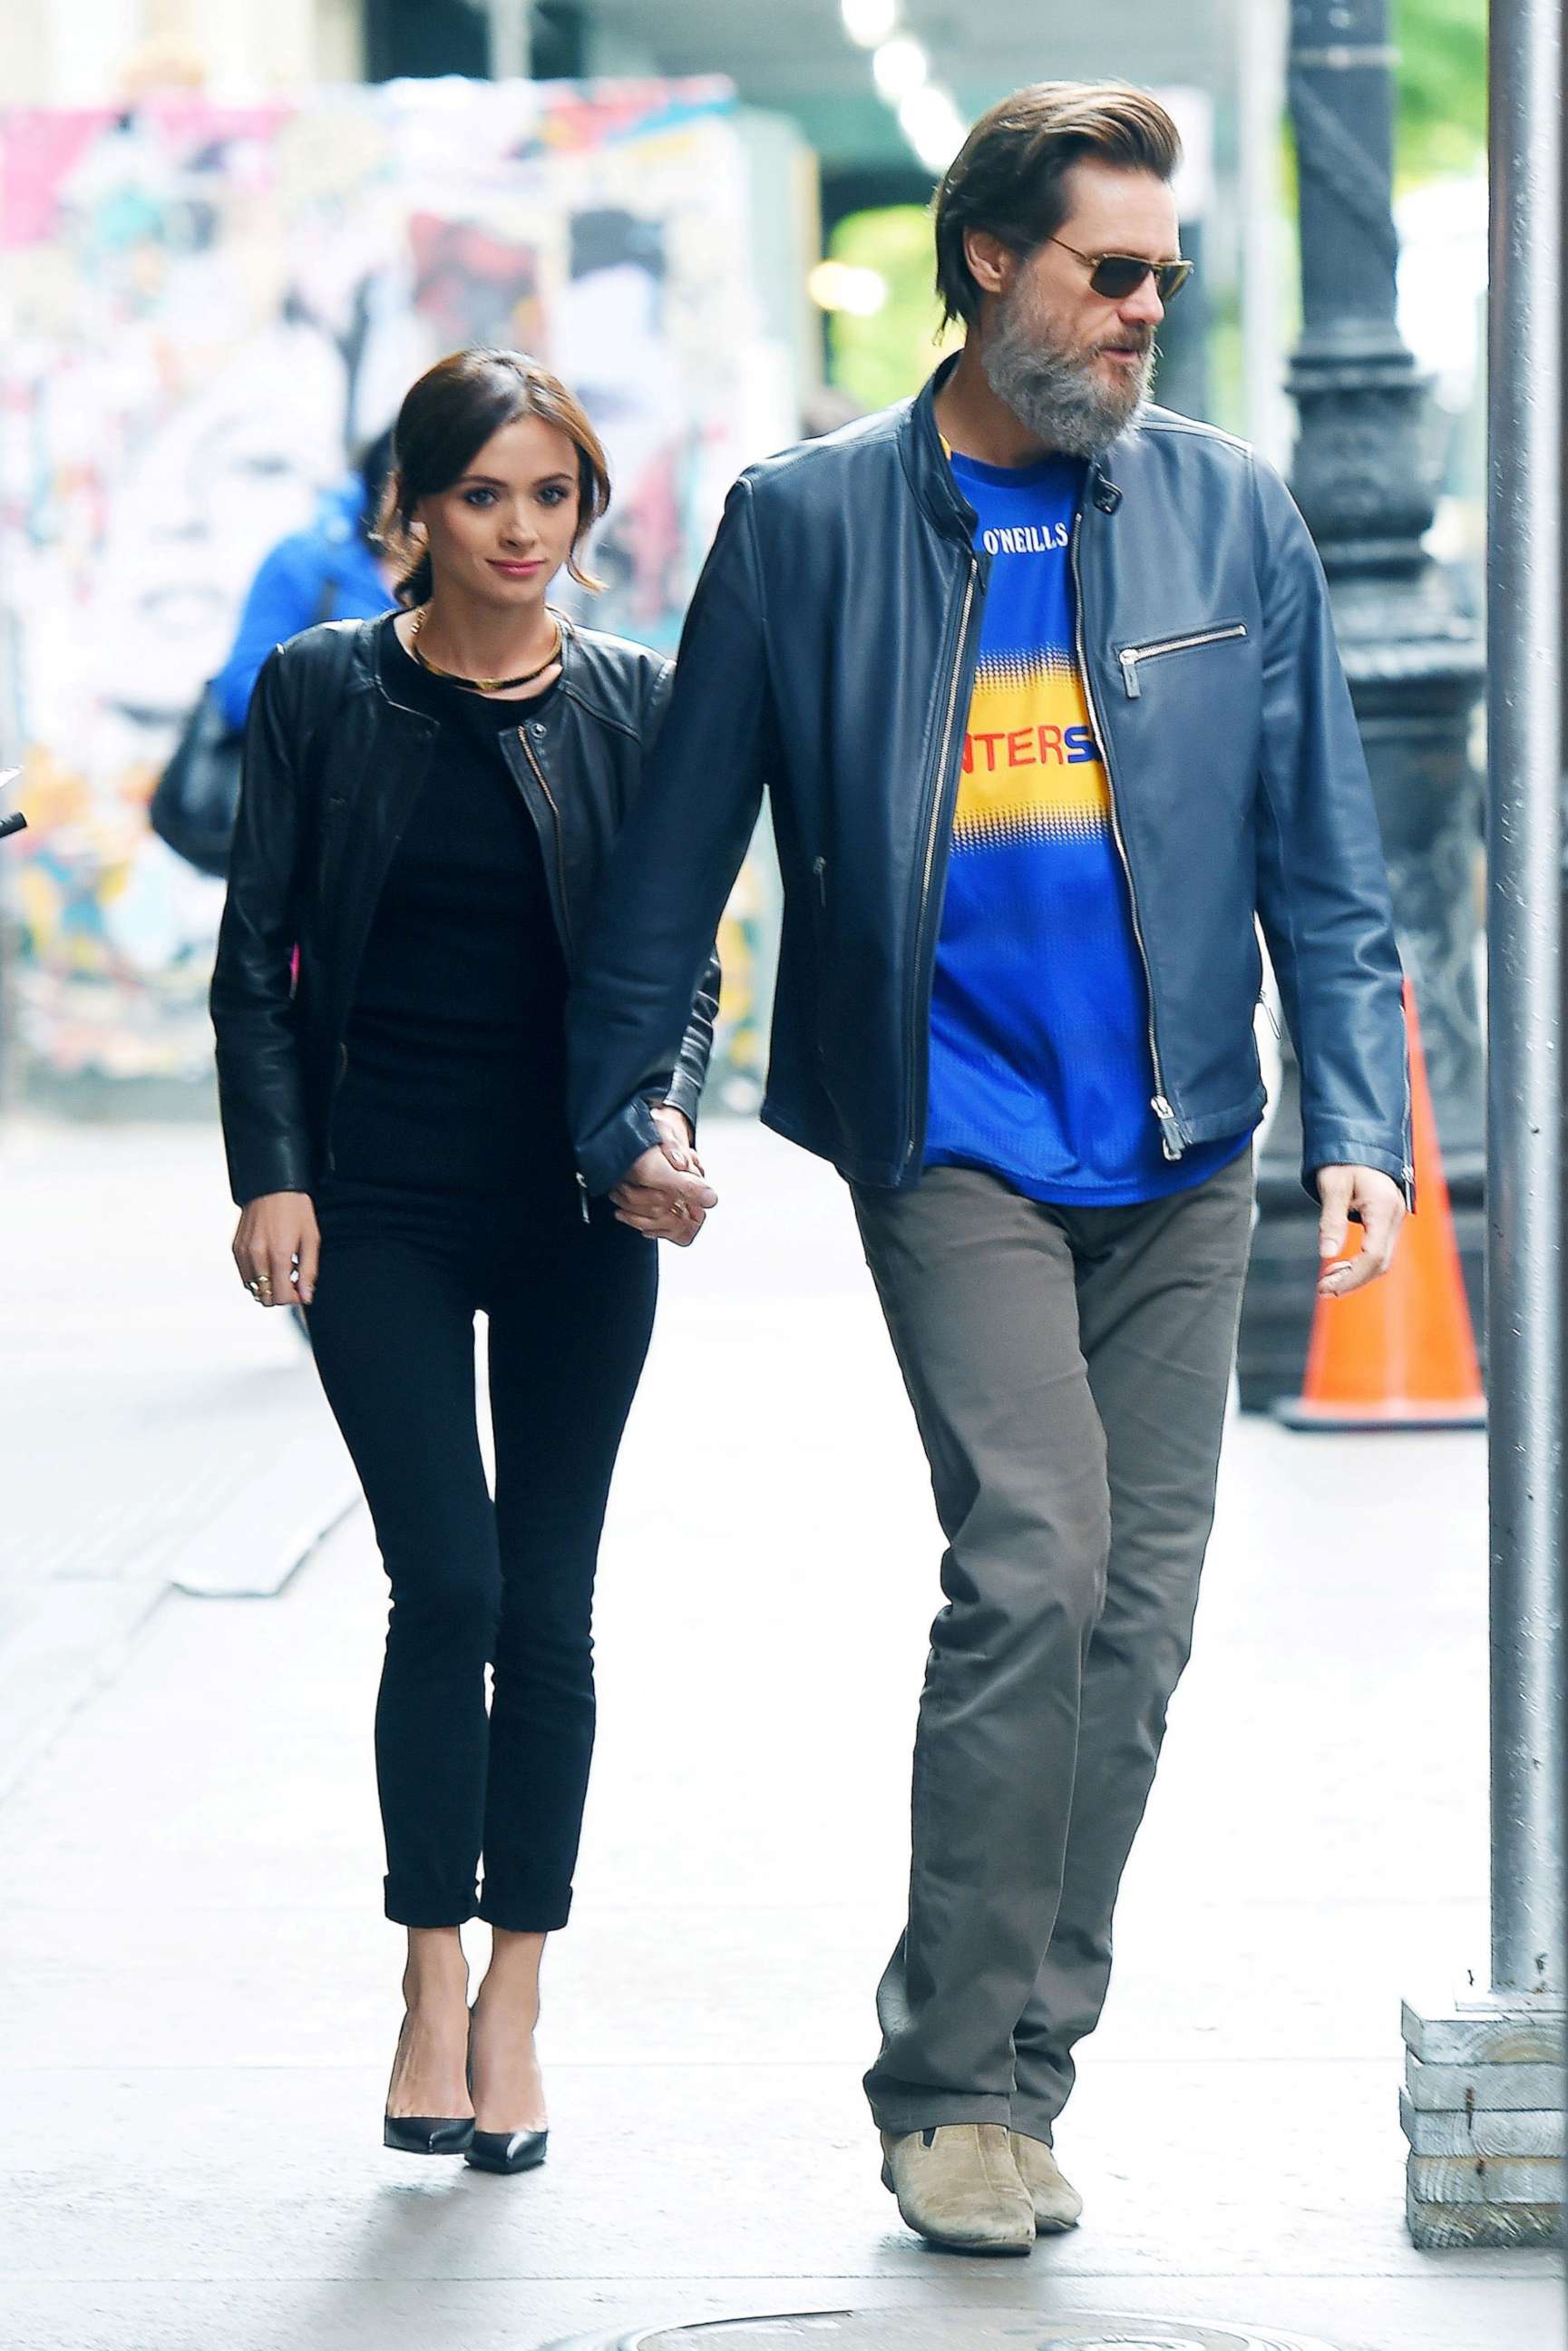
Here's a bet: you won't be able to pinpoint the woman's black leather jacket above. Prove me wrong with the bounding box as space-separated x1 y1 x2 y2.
210 613 718 1206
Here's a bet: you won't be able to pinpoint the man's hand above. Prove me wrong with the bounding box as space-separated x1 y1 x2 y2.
611 1105 717 1246
1316 1165 1406 1299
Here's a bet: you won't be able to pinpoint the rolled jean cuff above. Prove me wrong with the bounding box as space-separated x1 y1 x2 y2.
862 2079 1013 2137
385 1876 479 1928
477 1885 572 1935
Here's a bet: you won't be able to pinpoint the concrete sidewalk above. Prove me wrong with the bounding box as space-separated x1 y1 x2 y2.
0 1117 1558 2351
0 1116 359 1800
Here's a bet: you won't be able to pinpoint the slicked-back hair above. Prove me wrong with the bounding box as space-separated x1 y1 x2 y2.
376 346 611 608
933 81 1182 329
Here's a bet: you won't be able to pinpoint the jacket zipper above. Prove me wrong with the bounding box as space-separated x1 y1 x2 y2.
320 723 439 1177
1072 512 1183 1160
1118 622 1248 700
813 854 827 910
517 727 575 963
902 555 979 1168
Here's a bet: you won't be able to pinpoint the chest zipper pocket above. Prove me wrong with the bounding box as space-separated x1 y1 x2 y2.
1118 621 1248 699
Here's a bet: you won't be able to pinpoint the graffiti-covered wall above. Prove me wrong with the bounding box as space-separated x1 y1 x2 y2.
0 77 793 1100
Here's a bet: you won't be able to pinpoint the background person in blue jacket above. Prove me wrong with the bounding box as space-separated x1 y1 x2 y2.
213 428 398 729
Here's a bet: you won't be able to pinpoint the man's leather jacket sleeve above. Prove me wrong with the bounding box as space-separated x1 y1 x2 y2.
569 479 771 1194
209 646 315 1206
1251 460 1413 1202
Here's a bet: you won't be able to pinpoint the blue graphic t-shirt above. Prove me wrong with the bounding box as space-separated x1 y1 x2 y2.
924 450 1250 1205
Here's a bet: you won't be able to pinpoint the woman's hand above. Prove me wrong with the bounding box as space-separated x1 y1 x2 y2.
648 1101 703 1176
612 1107 716 1247
233 1190 320 1308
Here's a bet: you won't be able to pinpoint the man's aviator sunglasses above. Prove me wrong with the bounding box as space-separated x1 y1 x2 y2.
1049 238 1193 305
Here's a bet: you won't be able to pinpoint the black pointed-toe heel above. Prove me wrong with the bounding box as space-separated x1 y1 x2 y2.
384 2112 476 2156
463 2000 548 2173
466 2125 548 2175
383 2013 474 2155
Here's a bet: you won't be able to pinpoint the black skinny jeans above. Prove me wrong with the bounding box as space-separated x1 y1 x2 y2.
307 1172 657 1932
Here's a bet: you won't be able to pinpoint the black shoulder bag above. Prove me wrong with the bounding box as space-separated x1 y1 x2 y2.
151 574 342 879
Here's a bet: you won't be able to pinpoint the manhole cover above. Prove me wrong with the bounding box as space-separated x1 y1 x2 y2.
549 2315 1342 2351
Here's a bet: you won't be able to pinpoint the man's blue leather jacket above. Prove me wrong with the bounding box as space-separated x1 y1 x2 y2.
568 358 1411 1205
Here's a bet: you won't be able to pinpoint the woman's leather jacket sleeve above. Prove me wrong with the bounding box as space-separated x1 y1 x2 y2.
656 951 721 1135
209 645 315 1206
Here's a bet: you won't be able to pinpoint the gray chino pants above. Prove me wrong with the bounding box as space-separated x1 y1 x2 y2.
852 1147 1255 2142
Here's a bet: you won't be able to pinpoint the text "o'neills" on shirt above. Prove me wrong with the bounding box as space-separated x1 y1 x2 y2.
982 522 1073 556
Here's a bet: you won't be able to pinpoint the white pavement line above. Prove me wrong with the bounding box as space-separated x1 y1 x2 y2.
0 1492 364 1810
171 1488 365 1600
539 2322 1353 2351
0 1574 173 1812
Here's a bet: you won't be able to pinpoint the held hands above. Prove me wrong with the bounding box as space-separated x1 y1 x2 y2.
611 1104 718 1247
233 1191 319 1309
1315 1165 1406 1300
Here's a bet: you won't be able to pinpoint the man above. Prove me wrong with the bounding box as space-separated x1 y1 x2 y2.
569 82 1409 2256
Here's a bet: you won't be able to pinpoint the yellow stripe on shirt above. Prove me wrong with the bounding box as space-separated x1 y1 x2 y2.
952 651 1108 849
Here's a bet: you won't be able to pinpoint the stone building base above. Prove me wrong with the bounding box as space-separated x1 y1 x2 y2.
1401 1993 1564 2248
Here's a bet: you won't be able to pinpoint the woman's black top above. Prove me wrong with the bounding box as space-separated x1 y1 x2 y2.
330 615 570 1196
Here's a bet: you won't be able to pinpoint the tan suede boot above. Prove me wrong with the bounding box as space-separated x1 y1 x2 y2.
879 2124 1035 2255
1008 2130 1084 2232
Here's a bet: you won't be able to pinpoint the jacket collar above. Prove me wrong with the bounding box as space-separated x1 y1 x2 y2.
901 350 1124 534
901 355 976 546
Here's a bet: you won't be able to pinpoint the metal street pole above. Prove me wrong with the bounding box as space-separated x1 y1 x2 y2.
1486 0 1563 2002
1236 0 1486 1412
1401 0 1564 2252
485 0 531 80
1237 0 1290 468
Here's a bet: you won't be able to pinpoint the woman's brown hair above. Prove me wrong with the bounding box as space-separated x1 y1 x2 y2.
375 347 612 608
933 82 1183 330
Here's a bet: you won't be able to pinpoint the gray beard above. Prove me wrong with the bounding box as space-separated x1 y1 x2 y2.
981 297 1154 457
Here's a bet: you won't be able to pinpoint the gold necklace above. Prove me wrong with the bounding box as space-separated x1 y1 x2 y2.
407 605 562 695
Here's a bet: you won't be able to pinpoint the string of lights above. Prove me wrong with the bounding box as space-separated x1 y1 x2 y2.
839 0 967 174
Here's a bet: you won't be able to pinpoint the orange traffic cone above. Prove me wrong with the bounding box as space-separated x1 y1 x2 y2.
1276 987 1485 1430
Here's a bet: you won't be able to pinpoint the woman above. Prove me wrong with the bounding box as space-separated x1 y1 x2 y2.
210 347 719 2173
